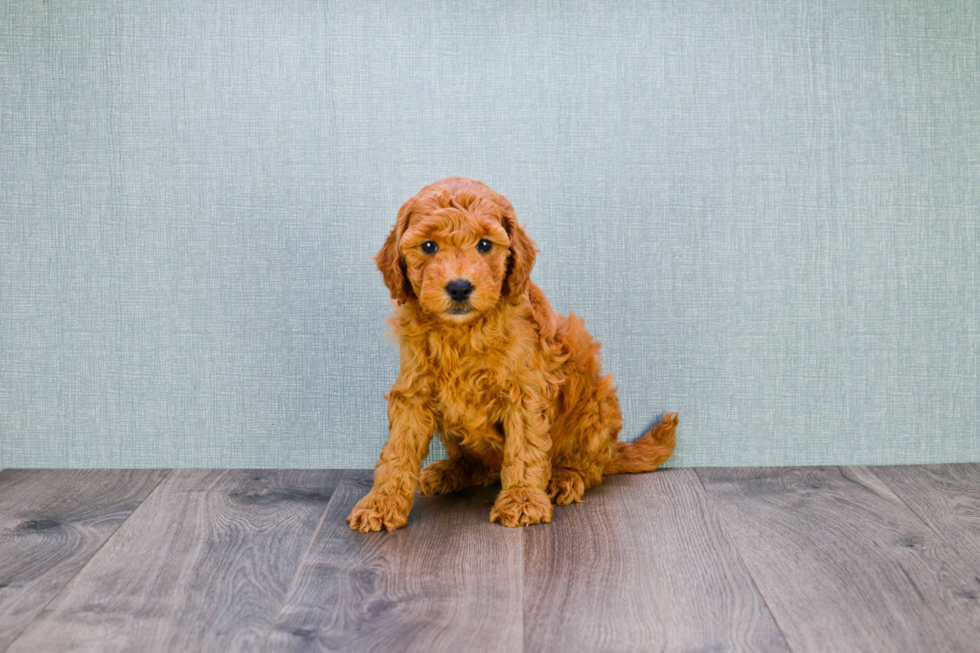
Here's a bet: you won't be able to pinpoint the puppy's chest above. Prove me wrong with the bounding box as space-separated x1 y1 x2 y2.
430 354 510 425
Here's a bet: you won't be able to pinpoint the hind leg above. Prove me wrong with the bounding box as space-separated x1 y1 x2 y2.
547 463 608 505
418 431 501 496
418 456 499 495
547 467 587 505
548 374 623 505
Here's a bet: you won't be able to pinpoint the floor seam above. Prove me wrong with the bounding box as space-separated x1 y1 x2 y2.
861 465 961 552
693 468 798 653
259 468 347 653
519 521 526 653
1 468 174 653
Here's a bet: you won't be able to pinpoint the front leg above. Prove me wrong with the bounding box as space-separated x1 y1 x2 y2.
347 385 435 532
490 400 553 527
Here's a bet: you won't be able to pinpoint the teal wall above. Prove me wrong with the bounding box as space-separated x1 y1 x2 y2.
1 0 977 468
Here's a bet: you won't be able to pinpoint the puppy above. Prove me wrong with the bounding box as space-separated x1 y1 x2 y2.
347 177 677 531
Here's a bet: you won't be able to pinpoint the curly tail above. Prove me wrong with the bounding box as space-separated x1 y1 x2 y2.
604 412 678 474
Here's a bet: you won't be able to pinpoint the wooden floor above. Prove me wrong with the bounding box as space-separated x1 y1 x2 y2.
0 465 977 652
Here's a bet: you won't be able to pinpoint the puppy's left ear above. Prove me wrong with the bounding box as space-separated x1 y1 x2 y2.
375 197 417 304
500 201 538 302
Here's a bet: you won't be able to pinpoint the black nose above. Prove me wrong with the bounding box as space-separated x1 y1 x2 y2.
445 279 474 302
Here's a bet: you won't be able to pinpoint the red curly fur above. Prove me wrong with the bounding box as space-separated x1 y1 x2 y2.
347 177 678 531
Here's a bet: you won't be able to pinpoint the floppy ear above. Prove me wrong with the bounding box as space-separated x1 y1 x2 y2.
375 198 417 304
500 202 538 302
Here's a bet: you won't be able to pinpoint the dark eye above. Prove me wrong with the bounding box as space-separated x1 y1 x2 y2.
421 241 438 254
476 239 493 253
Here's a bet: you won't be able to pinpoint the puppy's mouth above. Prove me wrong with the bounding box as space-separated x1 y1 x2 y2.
447 302 471 316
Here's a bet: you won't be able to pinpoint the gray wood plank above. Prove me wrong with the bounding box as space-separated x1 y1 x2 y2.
523 469 790 653
871 464 980 564
7 469 342 653
699 466 980 653
264 470 523 653
0 469 169 652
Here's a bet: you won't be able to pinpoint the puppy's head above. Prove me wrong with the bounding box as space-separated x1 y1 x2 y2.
376 177 536 323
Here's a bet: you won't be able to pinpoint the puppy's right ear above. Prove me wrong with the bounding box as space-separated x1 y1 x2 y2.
375 197 417 304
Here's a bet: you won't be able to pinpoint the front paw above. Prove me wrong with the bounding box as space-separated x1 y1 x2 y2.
346 491 411 532
490 486 553 527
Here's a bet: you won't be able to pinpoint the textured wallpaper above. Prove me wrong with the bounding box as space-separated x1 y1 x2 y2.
1 0 977 468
